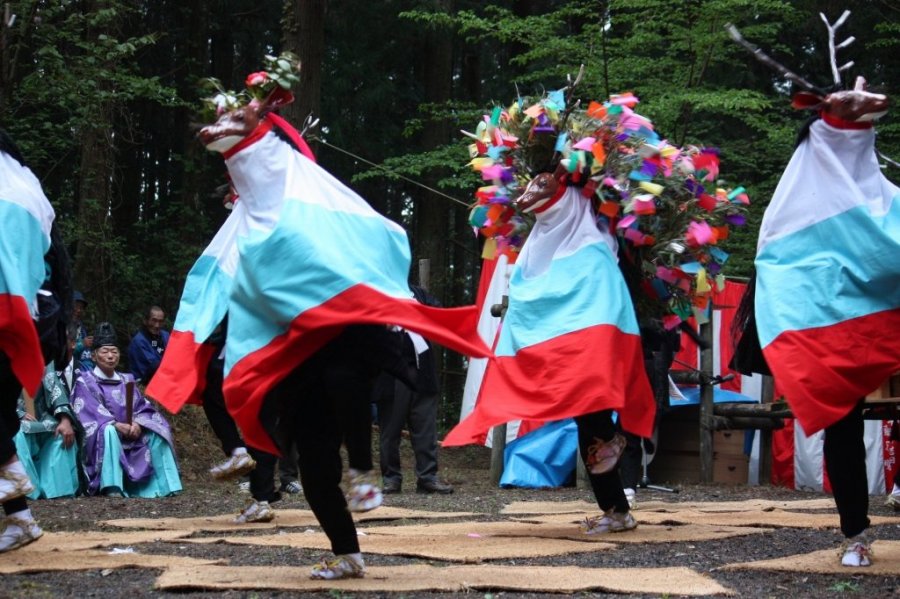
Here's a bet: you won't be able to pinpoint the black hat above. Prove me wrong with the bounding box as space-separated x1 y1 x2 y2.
93 322 118 348
73 290 87 306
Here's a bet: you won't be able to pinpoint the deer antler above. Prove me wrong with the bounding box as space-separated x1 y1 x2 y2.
556 65 585 135
820 11 855 87
725 24 821 93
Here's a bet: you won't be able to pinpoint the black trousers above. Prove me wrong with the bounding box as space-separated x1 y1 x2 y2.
619 432 643 491
824 401 870 538
277 345 375 556
376 374 439 484
275 418 300 484
203 356 279 503
343 385 373 474
575 410 629 513
248 393 280 504
0 356 28 515
0 358 21 465
201 358 243 457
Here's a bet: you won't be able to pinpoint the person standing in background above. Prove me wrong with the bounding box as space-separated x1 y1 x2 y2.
377 285 453 495
127 305 169 385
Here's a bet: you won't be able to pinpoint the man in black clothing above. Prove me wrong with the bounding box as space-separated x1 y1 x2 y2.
376 286 452 495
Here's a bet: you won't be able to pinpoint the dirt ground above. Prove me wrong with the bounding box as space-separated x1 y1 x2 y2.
3 405 900 598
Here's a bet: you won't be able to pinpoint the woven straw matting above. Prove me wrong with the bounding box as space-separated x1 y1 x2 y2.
514 509 900 529
155 563 733 595
101 506 475 531
358 519 766 544
500 498 837 515
0 549 222 574
11 529 191 553
177 518 762 560
179 529 616 562
721 540 900 575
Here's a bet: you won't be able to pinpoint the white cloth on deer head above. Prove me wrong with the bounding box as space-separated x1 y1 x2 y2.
516 186 618 279
757 119 898 252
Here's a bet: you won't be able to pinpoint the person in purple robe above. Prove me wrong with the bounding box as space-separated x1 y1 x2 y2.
71 323 181 497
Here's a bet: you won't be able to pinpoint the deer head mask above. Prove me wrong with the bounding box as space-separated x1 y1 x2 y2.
199 87 294 154
515 164 570 214
792 76 888 123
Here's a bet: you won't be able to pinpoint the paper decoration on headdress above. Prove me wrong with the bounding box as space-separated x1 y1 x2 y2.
199 53 301 121
463 88 751 324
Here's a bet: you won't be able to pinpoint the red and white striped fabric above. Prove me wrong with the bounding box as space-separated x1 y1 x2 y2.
772 415 897 495
670 280 896 494
671 280 761 402
460 256 544 444
461 267 898 493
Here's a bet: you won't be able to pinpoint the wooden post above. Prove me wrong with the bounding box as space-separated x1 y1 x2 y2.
757 374 775 485
699 320 714 483
489 424 507 485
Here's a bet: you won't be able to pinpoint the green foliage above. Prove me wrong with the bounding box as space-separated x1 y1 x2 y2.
827 580 860 593
1 0 897 416
2 0 207 335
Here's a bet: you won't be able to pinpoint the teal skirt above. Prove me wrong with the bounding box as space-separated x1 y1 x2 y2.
99 426 182 498
13 430 81 499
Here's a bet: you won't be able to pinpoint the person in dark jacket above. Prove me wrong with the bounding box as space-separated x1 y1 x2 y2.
127 306 170 384
375 286 452 495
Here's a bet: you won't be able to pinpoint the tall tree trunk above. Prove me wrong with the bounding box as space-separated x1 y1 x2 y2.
175 0 210 231
0 1 38 114
416 0 454 301
72 0 119 319
73 103 115 320
282 0 325 149
415 0 455 423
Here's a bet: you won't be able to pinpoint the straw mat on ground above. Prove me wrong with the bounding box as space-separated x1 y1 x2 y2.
177 529 616 562
177 517 762 560
721 540 900 575
359 519 766 543
0 549 222 575
102 506 475 531
10 529 191 553
515 509 900 529
155 563 733 595
500 498 837 515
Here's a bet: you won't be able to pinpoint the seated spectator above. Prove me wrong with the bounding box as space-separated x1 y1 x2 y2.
72 322 181 497
127 306 169 385
14 323 86 499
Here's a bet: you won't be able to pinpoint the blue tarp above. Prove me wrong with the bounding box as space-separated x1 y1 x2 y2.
671 386 757 406
499 387 757 488
500 419 577 488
